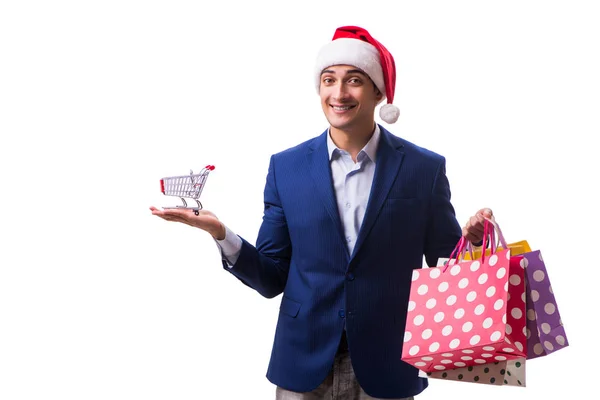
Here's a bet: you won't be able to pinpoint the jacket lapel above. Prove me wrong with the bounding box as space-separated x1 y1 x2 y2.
350 127 405 261
306 131 347 249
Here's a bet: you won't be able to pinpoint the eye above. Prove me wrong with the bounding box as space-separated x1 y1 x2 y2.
348 77 362 85
322 77 334 84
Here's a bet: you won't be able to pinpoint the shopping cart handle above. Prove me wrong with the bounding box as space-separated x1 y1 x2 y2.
205 165 216 170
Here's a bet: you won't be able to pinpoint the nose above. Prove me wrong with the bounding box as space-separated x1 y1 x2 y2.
332 82 350 102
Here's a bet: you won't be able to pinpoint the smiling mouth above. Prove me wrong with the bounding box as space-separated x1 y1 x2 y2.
330 105 356 112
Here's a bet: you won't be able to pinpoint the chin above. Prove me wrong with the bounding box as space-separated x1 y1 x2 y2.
327 119 351 131
326 113 354 128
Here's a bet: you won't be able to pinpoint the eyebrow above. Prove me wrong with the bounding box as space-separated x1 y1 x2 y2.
321 68 367 77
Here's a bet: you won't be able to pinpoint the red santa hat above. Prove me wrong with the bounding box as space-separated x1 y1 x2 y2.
315 26 400 124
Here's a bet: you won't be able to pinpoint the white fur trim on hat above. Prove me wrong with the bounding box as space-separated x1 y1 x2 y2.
314 38 386 99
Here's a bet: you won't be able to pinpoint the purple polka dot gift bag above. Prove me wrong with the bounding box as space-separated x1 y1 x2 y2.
521 250 569 359
456 219 569 360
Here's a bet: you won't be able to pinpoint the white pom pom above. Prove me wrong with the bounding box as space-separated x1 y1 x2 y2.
379 104 400 124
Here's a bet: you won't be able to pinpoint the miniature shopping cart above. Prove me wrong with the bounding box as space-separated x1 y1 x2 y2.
160 165 215 215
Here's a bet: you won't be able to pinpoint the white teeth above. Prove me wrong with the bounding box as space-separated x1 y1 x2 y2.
333 106 352 111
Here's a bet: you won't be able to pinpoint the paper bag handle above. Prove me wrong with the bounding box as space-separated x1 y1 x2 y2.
443 236 475 272
468 217 510 263
443 217 510 271
485 217 509 251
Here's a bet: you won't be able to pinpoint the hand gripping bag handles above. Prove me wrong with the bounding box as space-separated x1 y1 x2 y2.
402 219 527 374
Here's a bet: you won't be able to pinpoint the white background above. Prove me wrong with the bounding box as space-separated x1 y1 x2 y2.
1 0 598 399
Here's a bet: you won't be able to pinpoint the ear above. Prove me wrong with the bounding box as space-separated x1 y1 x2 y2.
375 87 384 102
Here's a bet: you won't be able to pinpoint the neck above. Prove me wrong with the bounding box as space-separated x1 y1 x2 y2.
330 121 376 161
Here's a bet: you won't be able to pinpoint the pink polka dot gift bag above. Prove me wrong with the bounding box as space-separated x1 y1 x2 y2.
401 219 528 375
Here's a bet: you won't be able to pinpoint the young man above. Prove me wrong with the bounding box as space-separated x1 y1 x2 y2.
151 26 492 400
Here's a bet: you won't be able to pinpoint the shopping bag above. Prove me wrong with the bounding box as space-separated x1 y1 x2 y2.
402 221 527 373
465 233 569 359
521 250 569 359
424 248 528 385
464 239 532 260
419 357 526 387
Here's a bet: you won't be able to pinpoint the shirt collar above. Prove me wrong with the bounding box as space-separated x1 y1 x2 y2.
327 124 381 163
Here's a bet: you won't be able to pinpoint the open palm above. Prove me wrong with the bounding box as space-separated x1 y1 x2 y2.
149 206 225 239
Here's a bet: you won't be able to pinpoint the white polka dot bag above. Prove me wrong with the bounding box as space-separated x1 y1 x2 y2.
419 357 526 387
401 220 528 374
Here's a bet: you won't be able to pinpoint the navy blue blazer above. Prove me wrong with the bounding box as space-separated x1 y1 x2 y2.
223 125 462 398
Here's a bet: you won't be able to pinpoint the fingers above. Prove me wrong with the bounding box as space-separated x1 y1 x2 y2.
151 207 194 220
160 215 200 230
153 208 217 222
463 231 482 244
478 207 493 220
463 216 483 241
463 209 493 244
149 206 220 236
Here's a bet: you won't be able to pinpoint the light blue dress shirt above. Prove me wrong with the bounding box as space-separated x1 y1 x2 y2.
217 125 380 264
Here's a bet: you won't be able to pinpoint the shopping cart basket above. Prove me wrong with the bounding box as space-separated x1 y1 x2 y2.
160 165 215 215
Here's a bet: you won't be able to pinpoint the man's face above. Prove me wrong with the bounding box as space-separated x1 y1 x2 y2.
319 65 382 132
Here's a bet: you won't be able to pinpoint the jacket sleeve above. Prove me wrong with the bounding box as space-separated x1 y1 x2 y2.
222 155 292 298
423 157 462 267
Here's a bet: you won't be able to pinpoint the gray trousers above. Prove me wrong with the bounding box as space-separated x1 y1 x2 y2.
275 348 414 400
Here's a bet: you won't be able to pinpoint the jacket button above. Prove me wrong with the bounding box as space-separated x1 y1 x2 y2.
338 309 345 318
346 273 355 281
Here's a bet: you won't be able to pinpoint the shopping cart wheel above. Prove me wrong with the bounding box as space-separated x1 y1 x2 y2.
194 210 199 216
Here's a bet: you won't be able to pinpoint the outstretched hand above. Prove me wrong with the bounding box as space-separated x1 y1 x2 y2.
462 208 494 244
149 206 226 240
